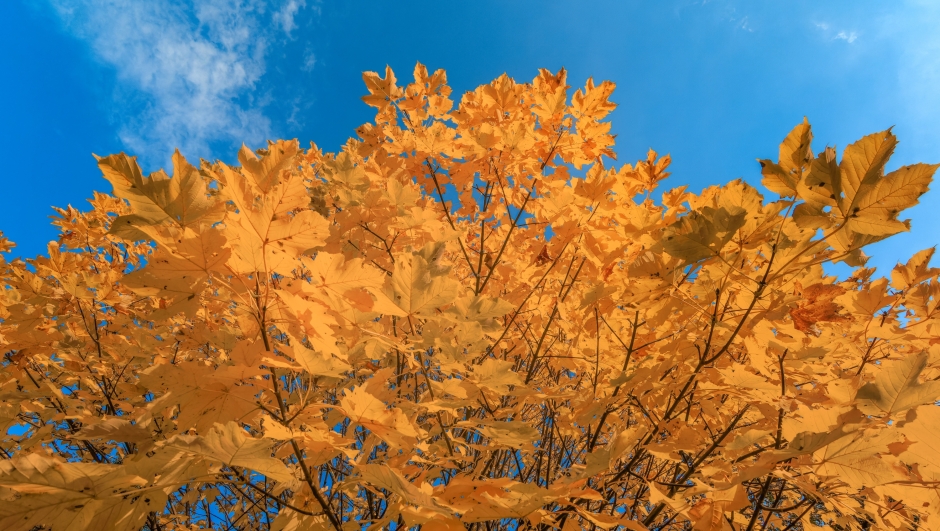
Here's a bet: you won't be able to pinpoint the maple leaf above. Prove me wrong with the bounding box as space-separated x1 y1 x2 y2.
570 78 616 121
356 464 441 510
376 245 460 317
74 418 153 443
660 207 745 262
362 66 403 110
168 422 294 483
470 358 524 395
891 247 939 290
97 150 220 230
120 227 229 316
236 140 300 194
814 429 902 488
339 386 420 448
211 140 329 274
900 406 940 477
760 117 813 197
0 232 15 253
846 162 936 236
478 421 540 449
837 129 897 217
296 253 387 310
140 361 262 433
798 146 839 208
789 283 849 332
290 342 352 379
0 454 162 531
855 352 940 417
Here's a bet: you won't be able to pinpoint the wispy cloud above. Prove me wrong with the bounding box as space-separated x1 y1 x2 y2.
834 30 858 43
273 0 305 35
47 0 305 168
813 20 858 44
302 48 317 72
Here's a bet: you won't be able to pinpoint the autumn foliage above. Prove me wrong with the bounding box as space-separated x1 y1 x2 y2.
2 64 940 531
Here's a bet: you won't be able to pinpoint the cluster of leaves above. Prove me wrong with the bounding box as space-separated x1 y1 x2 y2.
1 64 939 531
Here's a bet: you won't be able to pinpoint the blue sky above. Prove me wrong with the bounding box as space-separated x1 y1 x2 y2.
2 0 939 274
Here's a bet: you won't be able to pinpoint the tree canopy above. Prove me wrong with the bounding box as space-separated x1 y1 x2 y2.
1 64 939 531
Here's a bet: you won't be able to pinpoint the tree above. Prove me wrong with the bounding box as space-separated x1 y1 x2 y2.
0 64 938 531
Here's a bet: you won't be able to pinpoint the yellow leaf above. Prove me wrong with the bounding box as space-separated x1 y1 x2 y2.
462 481 556 522
0 454 161 531
814 429 902 488
140 361 261 432
237 139 300 194
357 464 440 510
478 421 540 449
570 78 616 121
362 66 403 109
74 418 153 443
891 247 938 290
212 140 327 274
760 118 813 197
121 227 230 315
779 118 814 176
855 352 940 416
381 247 460 317
798 146 839 208
792 202 834 231
836 129 897 218
290 342 351 379
900 406 940 475
661 207 745 262
759 160 797 197
168 422 294 483
471 358 524 395
339 386 419 448
97 149 220 228
847 162 936 235
299 253 386 308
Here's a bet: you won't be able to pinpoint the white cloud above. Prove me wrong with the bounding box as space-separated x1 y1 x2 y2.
46 0 288 168
302 49 317 72
273 0 305 35
813 20 857 44
834 31 858 43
